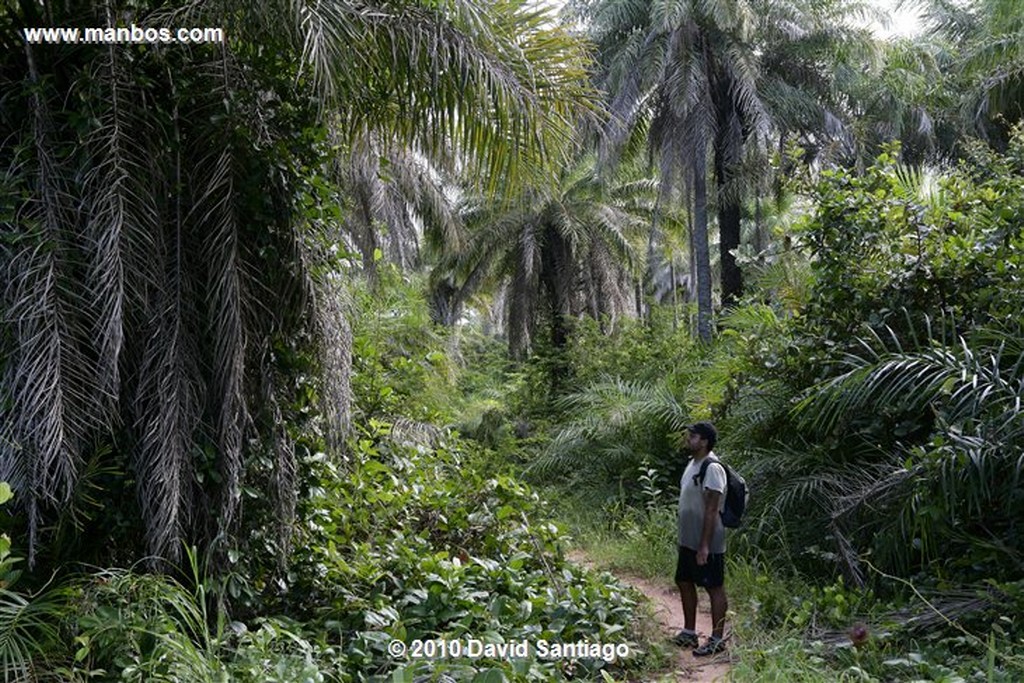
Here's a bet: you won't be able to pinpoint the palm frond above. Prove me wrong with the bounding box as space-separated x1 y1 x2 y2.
794 330 1024 442
292 0 598 193
651 0 692 33
133 157 203 565
0 586 67 680
547 377 687 452
192 144 246 548
1 52 98 566
781 323 1024 573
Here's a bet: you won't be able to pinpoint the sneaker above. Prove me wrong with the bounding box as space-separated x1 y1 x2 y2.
671 629 699 647
692 636 726 657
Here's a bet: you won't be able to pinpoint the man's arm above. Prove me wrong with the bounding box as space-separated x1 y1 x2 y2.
696 489 721 566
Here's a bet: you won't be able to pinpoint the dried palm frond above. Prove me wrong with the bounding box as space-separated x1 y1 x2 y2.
2 46 95 566
1 0 599 569
389 418 444 450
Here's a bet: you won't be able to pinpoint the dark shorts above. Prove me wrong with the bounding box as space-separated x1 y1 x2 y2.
675 546 725 588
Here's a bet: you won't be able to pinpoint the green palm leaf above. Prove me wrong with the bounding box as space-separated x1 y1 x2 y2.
0 586 68 681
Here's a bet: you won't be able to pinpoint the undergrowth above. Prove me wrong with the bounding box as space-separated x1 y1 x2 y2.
559 492 1024 682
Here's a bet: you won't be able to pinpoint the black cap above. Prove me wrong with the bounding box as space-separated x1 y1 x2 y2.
687 422 717 449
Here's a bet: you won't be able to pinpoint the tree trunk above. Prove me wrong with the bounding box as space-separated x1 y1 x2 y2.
428 278 459 326
540 224 573 351
644 200 662 327
540 223 573 390
687 185 697 333
670 259 678 331
711 59 745 308
754 195 763 254
693 149 713 342
717 185 742 308
714 113 744 308
508 245 534 361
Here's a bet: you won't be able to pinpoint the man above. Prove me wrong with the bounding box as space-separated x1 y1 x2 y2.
671 421 728 656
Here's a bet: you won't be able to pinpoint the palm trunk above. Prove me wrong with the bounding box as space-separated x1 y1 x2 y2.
635 279 644 320
688 187 696 305
670 259 679 330
693 149 713 342
717 188 742 308
540 223 573 388
588 245 604 331
714 118 744 308
644 201 662 327
754 195 763 254
687 184 697 333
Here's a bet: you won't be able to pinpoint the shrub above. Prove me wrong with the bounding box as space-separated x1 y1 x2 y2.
284 423 647 681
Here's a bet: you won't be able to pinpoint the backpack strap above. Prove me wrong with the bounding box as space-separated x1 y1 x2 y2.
692 455 721 487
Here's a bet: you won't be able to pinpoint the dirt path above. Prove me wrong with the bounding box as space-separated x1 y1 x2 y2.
623 572 731 682
570 553 731 682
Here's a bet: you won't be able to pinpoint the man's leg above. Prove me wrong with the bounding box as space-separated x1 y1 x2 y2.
693 554 728 656
676 580 697 631
672 547 701 646
706 585 728 639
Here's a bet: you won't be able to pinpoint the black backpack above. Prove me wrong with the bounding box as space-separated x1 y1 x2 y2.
694 455 748 528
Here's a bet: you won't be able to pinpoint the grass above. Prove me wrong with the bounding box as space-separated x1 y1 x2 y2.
726 635 850 682
552 492 678 581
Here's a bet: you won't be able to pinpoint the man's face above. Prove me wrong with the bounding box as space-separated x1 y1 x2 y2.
686 431 705 453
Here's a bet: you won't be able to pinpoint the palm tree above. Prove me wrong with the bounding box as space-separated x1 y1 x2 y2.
588 0 756 337
587 0 874 326
0 0 595 568
918 0 1024 145
431 157 655 364
834 33 960 168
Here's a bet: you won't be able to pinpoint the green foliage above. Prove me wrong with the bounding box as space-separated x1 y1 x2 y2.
802 135 1024 341
449 333 536 462
564 316 693 388
755 130 1024 582
0 586 68 682
558 499 679 582
31 423 650 682
727 558 1024 682
282 425 646 681
351 269 459 425
538 376 685 504
66 568 226 682
57 565 343 682
531 314 699 504
0 484 69 679
0 314 654 683
540 296 805 514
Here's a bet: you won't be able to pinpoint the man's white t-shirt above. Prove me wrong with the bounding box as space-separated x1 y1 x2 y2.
677 452 727 553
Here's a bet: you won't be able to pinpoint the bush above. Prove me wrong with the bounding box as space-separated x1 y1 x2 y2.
283 423 648 681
